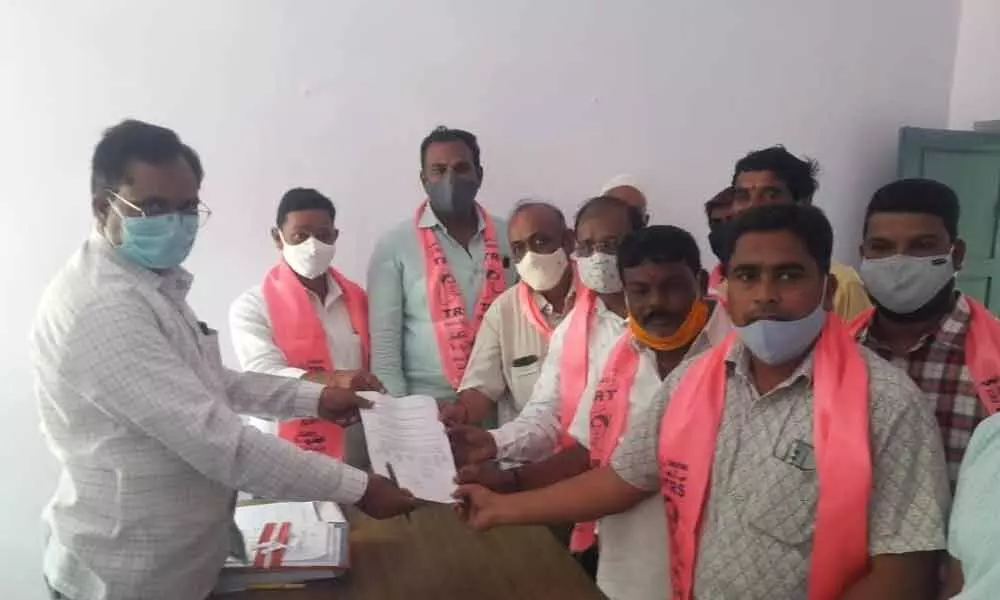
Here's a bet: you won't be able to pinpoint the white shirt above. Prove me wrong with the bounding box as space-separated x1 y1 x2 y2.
31 234 369 600
229 274 362 435
573 338 671 600
457 284 574 426
490 297 627 463
229 273 363 378
567 319 722 600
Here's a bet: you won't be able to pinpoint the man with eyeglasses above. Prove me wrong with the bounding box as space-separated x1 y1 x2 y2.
230 188 382 467
30 120 416 600
447 195 642 576
439 201 577 429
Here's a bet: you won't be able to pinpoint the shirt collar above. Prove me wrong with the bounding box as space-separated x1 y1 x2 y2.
90 229 194 301
417 202 486 234
309 273 344 308
725 338 815 398
594 296 628 325
532 280 578 318
860 293 971 353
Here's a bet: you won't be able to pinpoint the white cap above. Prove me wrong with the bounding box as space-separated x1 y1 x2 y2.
600 173 643 195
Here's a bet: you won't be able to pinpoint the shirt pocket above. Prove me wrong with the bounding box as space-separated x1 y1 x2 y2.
743 460 818 547
198 329 224 372
509 360 542 411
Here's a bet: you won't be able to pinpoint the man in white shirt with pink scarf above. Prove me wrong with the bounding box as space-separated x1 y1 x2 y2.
231 188 380 465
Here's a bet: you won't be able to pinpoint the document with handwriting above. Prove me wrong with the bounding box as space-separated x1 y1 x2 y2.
359 393 458 504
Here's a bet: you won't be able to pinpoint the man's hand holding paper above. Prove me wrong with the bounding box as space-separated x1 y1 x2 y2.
359 393 459 504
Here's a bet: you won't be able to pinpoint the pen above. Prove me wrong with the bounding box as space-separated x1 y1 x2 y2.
385 461 412 523
245 583 307 590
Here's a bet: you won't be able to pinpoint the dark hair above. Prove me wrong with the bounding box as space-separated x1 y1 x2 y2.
721 203 833 273
573 195 645 232
509 199 567 229
91 119 203 195
617 225 702 277
864 178 959 240
732 146 818 203
704 187 734 219
419 126 482 172
276 188 336 227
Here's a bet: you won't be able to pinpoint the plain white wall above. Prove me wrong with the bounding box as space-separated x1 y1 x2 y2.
949 0 1000 129
0 0 960 595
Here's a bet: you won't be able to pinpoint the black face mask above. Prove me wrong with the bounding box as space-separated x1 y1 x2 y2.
708 222 728 261
872 280 958 324
425 174 479 218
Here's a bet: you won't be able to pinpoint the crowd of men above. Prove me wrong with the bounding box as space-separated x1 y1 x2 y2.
31 120 1000 600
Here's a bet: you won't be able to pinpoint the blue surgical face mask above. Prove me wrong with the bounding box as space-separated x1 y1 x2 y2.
735 282 828 365
114 212 199 269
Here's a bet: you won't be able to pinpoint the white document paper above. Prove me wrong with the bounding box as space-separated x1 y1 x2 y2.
359 393 458 504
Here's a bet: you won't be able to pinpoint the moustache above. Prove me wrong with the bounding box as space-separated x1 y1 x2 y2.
640 311 682 327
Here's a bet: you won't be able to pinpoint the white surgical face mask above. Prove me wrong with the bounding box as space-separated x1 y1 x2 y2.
735 279 828 365
281 233 337 279
859 252 955 314
517 248 569 292
574 252 623 294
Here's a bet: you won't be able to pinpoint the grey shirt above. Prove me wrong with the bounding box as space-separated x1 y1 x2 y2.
611 340 951 599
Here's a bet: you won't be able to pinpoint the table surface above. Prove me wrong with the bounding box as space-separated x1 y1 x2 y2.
227 504 604 600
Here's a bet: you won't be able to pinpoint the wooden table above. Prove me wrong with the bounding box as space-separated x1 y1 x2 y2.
228 505 604 600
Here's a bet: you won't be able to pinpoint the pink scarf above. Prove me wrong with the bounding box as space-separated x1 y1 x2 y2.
557 288 598 449
848 296 1000 413
658 315 871 600
417 201 505 390
569 332 640 552
261 262 370 458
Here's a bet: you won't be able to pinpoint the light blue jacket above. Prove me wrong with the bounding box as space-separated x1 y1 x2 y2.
366 205 516 400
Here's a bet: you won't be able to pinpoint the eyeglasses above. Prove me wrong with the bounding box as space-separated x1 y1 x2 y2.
107 190 212 228
574 238 620 258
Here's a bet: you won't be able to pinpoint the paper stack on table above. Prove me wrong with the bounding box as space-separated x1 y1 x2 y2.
214 501 349 594
359 393 459 504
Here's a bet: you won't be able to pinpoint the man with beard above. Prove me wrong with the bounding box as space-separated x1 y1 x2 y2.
851 178 1000 488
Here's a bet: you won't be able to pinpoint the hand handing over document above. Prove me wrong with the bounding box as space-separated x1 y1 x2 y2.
359 393 459 504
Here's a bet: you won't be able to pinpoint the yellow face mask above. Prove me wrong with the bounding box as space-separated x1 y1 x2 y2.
629 299 710 352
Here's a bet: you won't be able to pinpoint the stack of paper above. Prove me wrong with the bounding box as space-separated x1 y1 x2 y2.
359 393 459 504
214 501 349 595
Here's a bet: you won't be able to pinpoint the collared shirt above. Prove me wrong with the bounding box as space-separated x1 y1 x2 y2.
229 273 367 463
612 341 950 599
31 234 369 600
229 273 363 379
489 297 627 463
949 412 1000 599
566 325 720 600
713 260 871 322
457 283 576 426
367 206 516 400
858 294 983 487
829 261 873 321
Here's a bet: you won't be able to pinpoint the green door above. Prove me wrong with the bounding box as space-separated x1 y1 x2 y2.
898 127 1000 313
